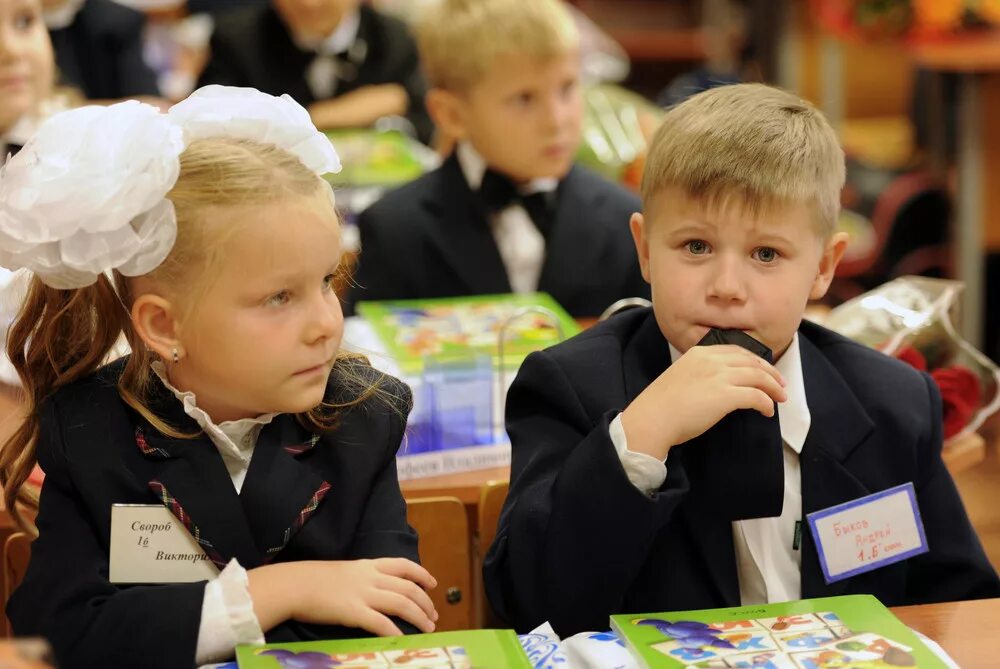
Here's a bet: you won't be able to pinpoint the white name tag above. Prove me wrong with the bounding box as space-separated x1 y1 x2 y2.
806 482 929 583
109 504 219 583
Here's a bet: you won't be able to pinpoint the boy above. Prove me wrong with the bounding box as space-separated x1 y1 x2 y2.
483 84 1000 636
198 0 432 143
1 0 54 161
349 0 648 318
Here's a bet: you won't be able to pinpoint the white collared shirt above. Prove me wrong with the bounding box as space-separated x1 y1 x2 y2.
296 10 362 100
609 332 811 605
456 142 557 294
150 363 267 664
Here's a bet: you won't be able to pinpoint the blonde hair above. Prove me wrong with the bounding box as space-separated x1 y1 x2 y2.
641 83 845 236
1 138 390 531
414 0 579 91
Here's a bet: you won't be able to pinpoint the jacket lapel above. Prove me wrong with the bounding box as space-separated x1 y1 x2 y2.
130 387 263 569
422 154 512 295
538 166 611 294
621 309 741 605
797 331 875 598
238 415 331 562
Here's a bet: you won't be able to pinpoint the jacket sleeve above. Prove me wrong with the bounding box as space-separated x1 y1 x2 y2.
482 349 692 636
904 373 1000 602
7 400 205 669
349 201 415 312
350 385 418 562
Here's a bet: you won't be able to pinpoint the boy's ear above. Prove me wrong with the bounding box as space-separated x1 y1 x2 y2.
809 231 850 300
629 212 651 283
131 294 185 362
425 88 468 142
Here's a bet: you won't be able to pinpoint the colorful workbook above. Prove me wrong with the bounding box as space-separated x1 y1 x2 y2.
235 629 531 669
355 293 581 375
610 594 946 668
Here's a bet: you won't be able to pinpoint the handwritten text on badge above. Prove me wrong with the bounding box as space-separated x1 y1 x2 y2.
806 482 928 584
110 505 219 583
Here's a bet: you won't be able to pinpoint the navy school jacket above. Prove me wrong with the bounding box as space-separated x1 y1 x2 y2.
349 153 650 318
483 308 1000 636
8 357 416 668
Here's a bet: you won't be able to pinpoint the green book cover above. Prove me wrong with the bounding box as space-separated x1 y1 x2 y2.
356 293 581 375
235 629 530 669
323 129 427 187
609 594 946 668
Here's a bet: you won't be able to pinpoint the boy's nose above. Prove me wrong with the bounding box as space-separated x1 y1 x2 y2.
708 258 748 302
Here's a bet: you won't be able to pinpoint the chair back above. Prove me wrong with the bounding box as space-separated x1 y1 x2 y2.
476 480 509 628
2 532 31 638
406 496 472 631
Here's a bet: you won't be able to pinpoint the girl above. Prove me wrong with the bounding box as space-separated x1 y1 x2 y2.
0 85 437 668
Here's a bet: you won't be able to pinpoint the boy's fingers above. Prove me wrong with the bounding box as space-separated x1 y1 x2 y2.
728 368 788 403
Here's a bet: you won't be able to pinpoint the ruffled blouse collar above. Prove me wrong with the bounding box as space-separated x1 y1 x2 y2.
150 361 278 469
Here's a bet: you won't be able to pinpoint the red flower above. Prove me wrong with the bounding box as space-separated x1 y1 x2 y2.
894 345 928 371
930 365 982 439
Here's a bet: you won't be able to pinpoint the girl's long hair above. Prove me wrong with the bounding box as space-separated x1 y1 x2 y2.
1 138 392 532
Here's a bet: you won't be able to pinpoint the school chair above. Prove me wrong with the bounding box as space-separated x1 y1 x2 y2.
599 297 652 322
405 496 472 631
3 532 31 638
476 480 509 628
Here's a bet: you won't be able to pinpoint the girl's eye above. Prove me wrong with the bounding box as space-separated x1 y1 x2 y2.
266 291 290 307
14 12 36 29
322 273 336 292
753 247 780 263
685 240 710 255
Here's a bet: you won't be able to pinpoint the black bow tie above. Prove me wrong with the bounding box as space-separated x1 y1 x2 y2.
478 168 556 238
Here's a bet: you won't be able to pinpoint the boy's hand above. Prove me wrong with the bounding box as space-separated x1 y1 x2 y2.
620 344 787 461
250 558 438 636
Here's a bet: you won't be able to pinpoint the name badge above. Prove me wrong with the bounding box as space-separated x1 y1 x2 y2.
806 482 929 584
110 505 219 583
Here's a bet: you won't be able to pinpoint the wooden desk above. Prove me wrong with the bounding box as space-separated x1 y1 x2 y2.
400 432 986 513
893 597 1000 668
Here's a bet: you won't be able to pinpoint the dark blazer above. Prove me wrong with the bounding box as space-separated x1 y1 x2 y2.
49 0 160 99
350 154 649 318
197 4 432 143
8 358 416 669
483 308 1000 636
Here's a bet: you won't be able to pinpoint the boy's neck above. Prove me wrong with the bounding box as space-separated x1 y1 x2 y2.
455 141 564 190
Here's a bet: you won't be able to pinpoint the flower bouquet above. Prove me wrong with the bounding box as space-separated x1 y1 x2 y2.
823 276 1000 439
812 0 1000 42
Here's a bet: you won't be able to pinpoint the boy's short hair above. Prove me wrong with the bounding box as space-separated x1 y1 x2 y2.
414 0 579 92
641 84 845 236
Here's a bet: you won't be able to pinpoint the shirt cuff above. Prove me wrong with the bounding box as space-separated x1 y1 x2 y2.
195 559 266 665
609 412 668 493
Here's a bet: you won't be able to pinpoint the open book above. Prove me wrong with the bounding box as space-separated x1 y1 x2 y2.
610 594 946 668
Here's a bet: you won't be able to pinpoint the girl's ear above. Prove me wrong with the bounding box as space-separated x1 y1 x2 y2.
131 294 184 362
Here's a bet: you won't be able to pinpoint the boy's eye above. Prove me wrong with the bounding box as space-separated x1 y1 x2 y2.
685 240 710 255
512 91 534 106
266 290 290 307
753 247 780 263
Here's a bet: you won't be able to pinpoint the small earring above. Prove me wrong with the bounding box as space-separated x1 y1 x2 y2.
171 347 179 364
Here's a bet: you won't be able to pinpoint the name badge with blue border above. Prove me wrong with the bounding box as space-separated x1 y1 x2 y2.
806 482 929 584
